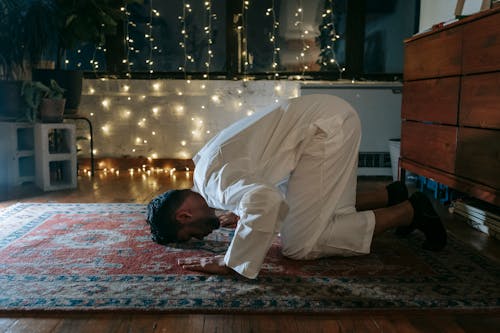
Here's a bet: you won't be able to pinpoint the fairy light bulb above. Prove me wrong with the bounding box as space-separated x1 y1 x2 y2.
101 99 110 109
101 124 111 134
211 95 220 103
122 110 131 119
175 104 185 115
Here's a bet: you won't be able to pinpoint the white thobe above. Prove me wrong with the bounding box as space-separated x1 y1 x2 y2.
192 94 376 279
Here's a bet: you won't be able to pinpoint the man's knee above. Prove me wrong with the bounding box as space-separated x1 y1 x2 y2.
281 241 317 260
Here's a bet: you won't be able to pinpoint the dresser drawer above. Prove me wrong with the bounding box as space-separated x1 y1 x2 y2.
456 127 500 189
401 121 457 174
402 77 459 124
463 11 500 74
404 27 462 80
460 72 500 129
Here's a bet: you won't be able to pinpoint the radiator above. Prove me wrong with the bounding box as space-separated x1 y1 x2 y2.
301 83 403 176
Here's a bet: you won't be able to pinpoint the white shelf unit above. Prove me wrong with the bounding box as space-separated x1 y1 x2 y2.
0 122 36 187
34 123 77 191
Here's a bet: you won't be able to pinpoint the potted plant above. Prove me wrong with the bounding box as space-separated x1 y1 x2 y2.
1 0 142 120
32 0 143 114
21 79 65 123
0 0 58 121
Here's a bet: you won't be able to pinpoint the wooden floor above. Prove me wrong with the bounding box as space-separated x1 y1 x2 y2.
1 171 500 333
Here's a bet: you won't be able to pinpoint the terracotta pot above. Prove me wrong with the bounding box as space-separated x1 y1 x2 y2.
39 98 66 123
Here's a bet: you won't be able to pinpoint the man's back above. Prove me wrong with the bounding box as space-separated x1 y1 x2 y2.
192 94 358 210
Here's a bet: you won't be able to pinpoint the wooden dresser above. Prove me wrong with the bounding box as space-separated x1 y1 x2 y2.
400 7 500 206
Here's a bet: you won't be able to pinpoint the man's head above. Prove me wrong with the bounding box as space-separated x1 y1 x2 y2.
146 189 220 244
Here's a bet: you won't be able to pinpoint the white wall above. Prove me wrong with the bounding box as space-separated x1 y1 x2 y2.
77 80 300 159
419 0 457 33
301 82 403 176
77 79 403 172
301 83 402 152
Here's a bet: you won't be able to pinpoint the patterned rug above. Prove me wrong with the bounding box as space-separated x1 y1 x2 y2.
1 202 499 312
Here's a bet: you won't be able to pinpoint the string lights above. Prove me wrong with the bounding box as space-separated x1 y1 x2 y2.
204 0 214 79
266 0 283 102
83 80 298 176
123 6 132 77
318 0 345 77
80 1 311 175
79 1 345 79
267 0 280 79
294 0 311 79
178 1 192 79
239 0 250 78
146 1 157 75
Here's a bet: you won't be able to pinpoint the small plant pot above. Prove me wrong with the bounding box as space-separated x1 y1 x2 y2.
39 98 66 123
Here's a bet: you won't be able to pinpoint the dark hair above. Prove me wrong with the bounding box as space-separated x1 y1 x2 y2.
146 189 190 244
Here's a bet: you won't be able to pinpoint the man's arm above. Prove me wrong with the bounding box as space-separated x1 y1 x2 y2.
223 185 288 279
179 185 287 279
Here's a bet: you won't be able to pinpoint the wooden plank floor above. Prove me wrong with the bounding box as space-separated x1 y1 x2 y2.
1 171 500 333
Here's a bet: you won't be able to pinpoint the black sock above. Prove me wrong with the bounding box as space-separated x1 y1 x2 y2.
408 192 447 251
386 181 408 206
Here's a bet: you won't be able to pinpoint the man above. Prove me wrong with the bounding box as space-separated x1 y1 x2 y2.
146 94 447 279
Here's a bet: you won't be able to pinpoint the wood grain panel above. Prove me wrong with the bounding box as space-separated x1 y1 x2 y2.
401 121 457 174
402 77 460 124
456 127 500 189
463 11 500 74
460 72 500 128
401 159 499 205
404 27 462 80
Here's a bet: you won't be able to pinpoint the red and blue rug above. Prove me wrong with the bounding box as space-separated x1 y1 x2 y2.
0 203 499 312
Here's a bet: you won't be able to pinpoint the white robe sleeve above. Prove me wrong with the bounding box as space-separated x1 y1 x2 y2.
223 184 289 279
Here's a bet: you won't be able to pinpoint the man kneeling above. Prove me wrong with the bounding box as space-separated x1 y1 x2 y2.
146 94 446 279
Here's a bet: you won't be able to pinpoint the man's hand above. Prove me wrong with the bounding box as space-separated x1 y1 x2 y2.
217 211 240 228
178 255 234 275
